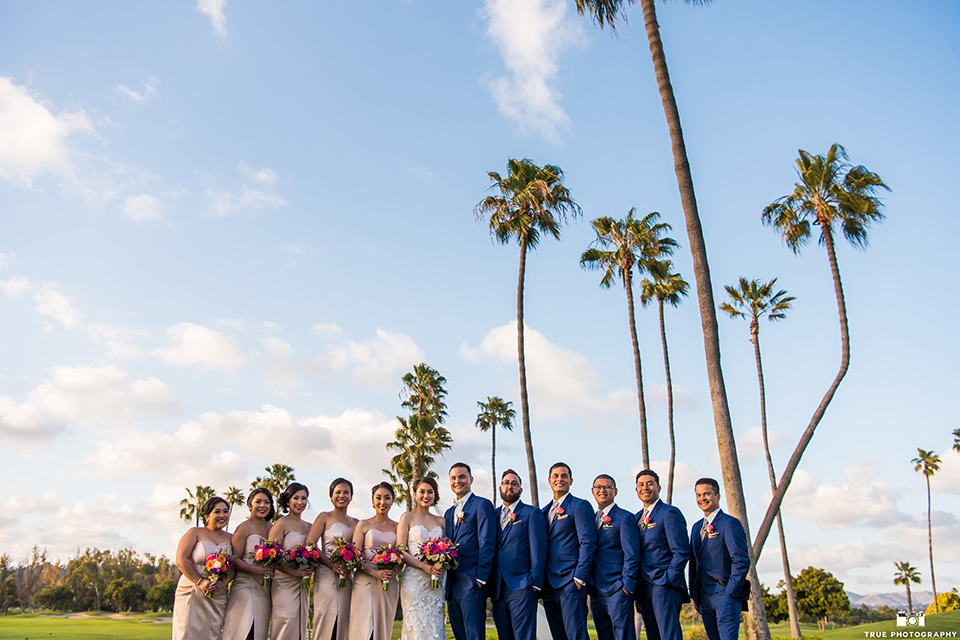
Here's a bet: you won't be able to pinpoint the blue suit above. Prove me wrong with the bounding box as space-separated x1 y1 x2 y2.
689 510 750 640
636 501 690 640
541 493 597 640
491 500 547 640
590 504 640 640
445 493 497 640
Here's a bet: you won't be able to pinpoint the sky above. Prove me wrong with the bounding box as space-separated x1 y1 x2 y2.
1 0 958 596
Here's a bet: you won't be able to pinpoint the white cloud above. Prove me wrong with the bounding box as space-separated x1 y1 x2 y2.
152 322 247 373
0 396 65 442
121 194 166 222
315 327 425 387
239 161 278 185
197 0 227 39
926 446 960 492
259 334 302 394
482 0 583 142
460 322 632 418
0 76 93 188
4 492 60 514
206 163 287 217
312 322 343 337
0 276 30 297
33 286 84 329
0 252 15 269
115 77 160 104
735 425 786 463
781 466 911 529
87 324 149 360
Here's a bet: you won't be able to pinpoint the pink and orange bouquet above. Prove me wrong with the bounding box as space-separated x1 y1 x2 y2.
371 544 404 591
253 539 285 587
288 541 323 589
329 537 362 588
418 536 459 588
202 549 234 598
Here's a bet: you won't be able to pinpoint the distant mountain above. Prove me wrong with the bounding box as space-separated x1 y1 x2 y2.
847 591 934 610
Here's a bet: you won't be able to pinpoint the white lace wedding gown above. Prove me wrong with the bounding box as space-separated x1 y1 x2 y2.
400 524 447 640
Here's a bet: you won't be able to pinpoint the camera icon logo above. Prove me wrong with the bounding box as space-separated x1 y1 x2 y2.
896 611 925 627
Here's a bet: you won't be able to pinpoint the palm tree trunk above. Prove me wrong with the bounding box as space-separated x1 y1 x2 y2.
624 267 649 468
517 237 539 507
658 298 676 503
491 428 497 505
753 226 850 560
906 583 913 614
754 334 801 638
637 2 767 637
927 476 938 612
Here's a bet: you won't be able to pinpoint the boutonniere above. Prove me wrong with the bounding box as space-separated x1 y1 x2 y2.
601 514 613 529
641 516 652 530
509 512 520 525
704 523 714 534
456 512 464 526
554 506 567 520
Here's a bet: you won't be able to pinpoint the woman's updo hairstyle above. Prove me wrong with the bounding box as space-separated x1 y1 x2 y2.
371 481 395 500
278 482 310 514
247 487 276 521
200 496 230 524
413 476 440 506
329 477 354 498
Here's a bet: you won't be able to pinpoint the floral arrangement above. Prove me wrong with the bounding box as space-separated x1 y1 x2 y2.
253 539 285 587
202 549 234 598
554 506 565 521
371 544 404 591
641 515 652 530
329 537 362 588
704 523 714 535
418 536 459 588
600 514 612 527
508 511 519 526
455 511 465 526
288 541 323 589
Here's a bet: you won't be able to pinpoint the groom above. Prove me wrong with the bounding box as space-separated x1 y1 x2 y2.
445 462 497 640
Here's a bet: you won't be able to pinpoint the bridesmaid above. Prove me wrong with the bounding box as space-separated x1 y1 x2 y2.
269 482 313 640
348 481 401 640
173 496 234 640
222 487 276 640
308 477 359 640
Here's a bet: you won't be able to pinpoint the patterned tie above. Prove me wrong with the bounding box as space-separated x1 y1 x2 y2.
549 500 559 522
455 498 463 526
596 509 603 530
501 506 511 530
640 507 650 531
700 520 709 540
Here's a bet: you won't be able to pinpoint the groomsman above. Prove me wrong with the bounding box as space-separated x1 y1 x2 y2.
688 477 750 640
635 469 690 640
590 474 641 640
445 462 497 640
541 462 598 640
491 469 547 640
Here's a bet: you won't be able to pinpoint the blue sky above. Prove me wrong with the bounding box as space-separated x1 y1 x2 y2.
1 0 958 595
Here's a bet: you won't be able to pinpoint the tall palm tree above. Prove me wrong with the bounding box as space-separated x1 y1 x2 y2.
475 158 581 507
580 210 677 468
251 463 296 500
953 428 959 453
475 396 516 501
758 144 889 557
639 259 687 503
720 277 799 638
570 5 759 630
893 561 921 613
912 449 941 613
400 363 448 424
179 485 215 526
385 414 452 509
225 486 245 508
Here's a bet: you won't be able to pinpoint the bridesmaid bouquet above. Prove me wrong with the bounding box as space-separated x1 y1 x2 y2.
202 549 234 598
288 541 323 589
329 537 362 588
371 544 404 591
253 539 285 587
417 536 459 589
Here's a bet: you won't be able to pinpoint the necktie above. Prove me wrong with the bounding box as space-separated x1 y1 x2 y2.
455 499 463 525
700 521 709 540
501 507 511 530
549 500 559 522
596 509 603 529
640 507 650 529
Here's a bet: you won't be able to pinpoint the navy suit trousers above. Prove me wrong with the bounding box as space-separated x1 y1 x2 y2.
637 582 684 640
699 580 742 640
591 588 636 640
448 576 486 640
492 584 538 640
543 580 589 640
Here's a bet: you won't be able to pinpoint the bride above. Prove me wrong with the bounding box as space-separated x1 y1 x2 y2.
397 476 448 640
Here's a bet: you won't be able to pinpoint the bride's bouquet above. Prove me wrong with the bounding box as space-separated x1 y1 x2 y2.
253 539 285 587
202 549 234 598
288 541 323 589
417 536 459 589
371 544 404 591
329 537 362 588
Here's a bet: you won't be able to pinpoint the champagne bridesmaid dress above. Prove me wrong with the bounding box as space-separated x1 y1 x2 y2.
270 531 310 640
172 539 230 640
312 521 355 640
348 528 400 640
221 534 271 640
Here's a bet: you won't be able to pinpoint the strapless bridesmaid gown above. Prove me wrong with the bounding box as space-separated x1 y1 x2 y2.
313 521 356 640
173 539 230 640
348 528 400 640
222 534 271 640
270 531 310 640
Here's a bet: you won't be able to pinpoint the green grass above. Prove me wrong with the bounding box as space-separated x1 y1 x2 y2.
0 613 171 639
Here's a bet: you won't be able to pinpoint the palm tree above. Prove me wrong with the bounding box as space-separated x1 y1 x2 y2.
475 396 516 501
475 158 581 507
385 414 452 509
581 210 677 468
757 144 889 558
893 561 921 613
251 463 296 500
400 363 448 424
639 259 687 503
570 5 758 629
225 486 245 508
953 428 959 453
913 449 941 613
179 485 215 526
720 277 799 638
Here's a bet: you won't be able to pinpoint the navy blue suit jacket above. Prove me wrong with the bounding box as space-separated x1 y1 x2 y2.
444 493 497 590
541 493 598 589
637 501 690 593
591 503 641 597
491 500 547 598
689 510 750 602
